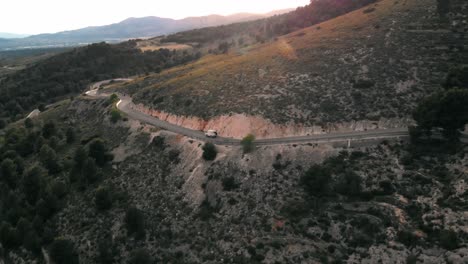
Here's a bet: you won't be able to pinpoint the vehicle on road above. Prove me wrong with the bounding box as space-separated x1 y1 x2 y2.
205 130 218 138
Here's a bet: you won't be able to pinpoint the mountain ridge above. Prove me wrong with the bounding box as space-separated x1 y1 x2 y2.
0 9 294 50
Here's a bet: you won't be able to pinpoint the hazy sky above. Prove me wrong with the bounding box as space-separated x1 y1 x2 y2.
1 0 310 35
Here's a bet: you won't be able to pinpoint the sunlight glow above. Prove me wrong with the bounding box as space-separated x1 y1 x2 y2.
1 0 310 34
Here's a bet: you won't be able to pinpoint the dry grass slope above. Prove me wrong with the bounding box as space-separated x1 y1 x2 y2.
123 0 464 126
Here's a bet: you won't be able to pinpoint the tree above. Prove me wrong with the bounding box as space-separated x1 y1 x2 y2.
218 42 230 54
73 146 88 169
88 139 112 167
202 143 217 161
437 0 451 17
0 119 6 130
23 165 44 205
301 165 331 196
110 109 122 123
128 249 153 264
42 121 57 139
24 118 34 129
95 186 113 211
241 134 256 154
444 67 468 89
0 159 18 188
49 238 79 264
125 207 145 238
0 222 20 249
66 127 76 144
109 94 119 104
336 172 362 197
413 89 468 139
39 145 61 174
439 229 459 250
97 235 116 264
83 158 99 183
222 176 239 191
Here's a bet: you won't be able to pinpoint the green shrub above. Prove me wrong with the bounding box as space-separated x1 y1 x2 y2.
241 134 256 154
202 143 217 161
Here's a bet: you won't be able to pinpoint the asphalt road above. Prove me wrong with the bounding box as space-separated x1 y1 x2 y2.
87 81 410 146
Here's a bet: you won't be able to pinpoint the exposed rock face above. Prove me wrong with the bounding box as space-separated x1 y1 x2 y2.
135 102 411 139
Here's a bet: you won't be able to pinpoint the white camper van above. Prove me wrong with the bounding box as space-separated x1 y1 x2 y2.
205 130 218 138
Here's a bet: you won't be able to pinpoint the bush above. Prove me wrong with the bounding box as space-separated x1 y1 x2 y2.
49 238 79 264
301 165 331 196
241 134 256 154
202 143 217 161
95 187 113 211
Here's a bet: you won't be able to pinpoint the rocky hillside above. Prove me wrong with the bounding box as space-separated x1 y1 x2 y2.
2 95 466 263
124 0 467 130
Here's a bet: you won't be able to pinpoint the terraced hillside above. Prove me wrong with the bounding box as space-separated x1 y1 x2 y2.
125 0 467 130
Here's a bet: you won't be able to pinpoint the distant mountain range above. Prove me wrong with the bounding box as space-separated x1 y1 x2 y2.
0 32 30 39
0 9 293 51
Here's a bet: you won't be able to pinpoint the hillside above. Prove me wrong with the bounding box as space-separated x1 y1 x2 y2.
1 88 466 263
0 10 292 51
0 41 199 122
124 0 467 137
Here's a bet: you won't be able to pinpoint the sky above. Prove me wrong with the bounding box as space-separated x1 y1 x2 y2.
0 0 310 35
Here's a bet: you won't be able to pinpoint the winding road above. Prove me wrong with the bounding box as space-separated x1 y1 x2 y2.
86 81 410 146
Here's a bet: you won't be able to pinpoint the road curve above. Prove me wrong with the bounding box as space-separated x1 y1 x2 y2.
87 81 409 146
